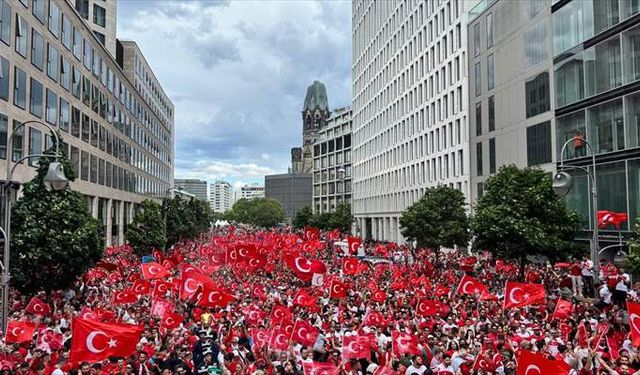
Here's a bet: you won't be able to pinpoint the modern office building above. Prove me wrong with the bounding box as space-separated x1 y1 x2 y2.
210 181 232 213
468 0 555 202
0 0 174 246
71 0 117 58
174 178 207 201
239 184 264 200
265 173 312 224
352 0 472 242
312 107 352 214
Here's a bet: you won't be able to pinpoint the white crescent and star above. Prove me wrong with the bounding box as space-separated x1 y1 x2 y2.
184 279 199 294
86 331 109 353
11 327 23 337
524 364 541 375
461 281 474 294
509 287 523 304
295 258 312 273
630 313 640 334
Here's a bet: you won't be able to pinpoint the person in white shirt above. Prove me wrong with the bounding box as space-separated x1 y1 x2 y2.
596 283 612 310
405 355 428 375
613 268 631 308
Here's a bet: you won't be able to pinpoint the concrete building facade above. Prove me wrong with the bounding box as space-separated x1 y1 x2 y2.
264 173 312 225
352 0 473 242
0 0 174 246
174 178 207 201
71 0 116 58
312 107 353 214
210 181 232 213
240 184 264 200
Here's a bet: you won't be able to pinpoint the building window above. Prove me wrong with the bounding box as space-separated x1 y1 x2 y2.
489 138 496 174
11 120 23 162
94 31 105 45
90 154 97 183
48 0 59 38
488 96 495 132
475 102 482 136
13 67 26 109
61 14 71 49
83 39 91 69
71 106 80 137
76 0 89 19
476 142 483 176
28 127 41 166
527 121 552 166
555 56 585 107
31 30 44 70
60 57 70 90
588 36 622 97
15 15 28 57
29 78 43 118
525 72 550 118
524 18 549 68
474 62 481 97
81 113 89 142
47 44 58 81
93 4 106 27
473 23 480 56
0 114 7 159
32 0 45 24
0 56 8 101
80 150 88 181
486 13 494 48
0 0 10 46
588 98 624 154
60 98 69 131
72 67 81 98
477 182 484 198
556 111 586 160
552 0 594 55
487 54 494 90
73 28 82 60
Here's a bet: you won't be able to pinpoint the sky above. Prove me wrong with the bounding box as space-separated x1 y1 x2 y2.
116 0 352 190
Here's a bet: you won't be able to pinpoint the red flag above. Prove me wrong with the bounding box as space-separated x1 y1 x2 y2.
197 284 235 308
243 306 267 326
576 321 588 348
627 301 640 346
151 300 174 317
347 236 362 254
36 327 63 351
180 271 215 301
284 255 327 281
269 327 290 351
293 289 317 308
181 263 203 276
26 297 51 316
329 279 349 299
342 257 360 275
69 319 143 364
131 279 151 295
112 289 138 305
140 262 170 280
247 255 268 271
302 362 339 375
370 288 386 303
472 351 495 372
291 320 319 347
249 328 270 350
455 274 488 296
552 299 573 321
342 335 371 360
597 210 628 229
480 290 498 301
326 229 340 241
152 280 173 299
304 227 320 241
391 331 420 356
161 311 184 330
503 281 546 309
516 350 570 375
373 367 395 375
364 310 390 328
271 305 292 325
78 307 98 321
4 321 36 343
416 299 445 316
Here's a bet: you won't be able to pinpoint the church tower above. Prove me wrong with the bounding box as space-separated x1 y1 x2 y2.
292 81 330 174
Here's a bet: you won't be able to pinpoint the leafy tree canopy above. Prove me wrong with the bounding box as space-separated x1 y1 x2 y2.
164 196 213 247
225 198 285 228
626 217 640 275
292 206 313 229
127 199 166 256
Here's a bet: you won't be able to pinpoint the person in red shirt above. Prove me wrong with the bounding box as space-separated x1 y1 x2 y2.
569 261 583 297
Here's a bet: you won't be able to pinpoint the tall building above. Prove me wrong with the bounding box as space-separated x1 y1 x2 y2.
265 173 312 224
71 0 117 58
174 178 207 201
240 184 264 200
352 0 472 242
0 0 174 246
210 181 232 213
312 107 352 214
292 81 330 174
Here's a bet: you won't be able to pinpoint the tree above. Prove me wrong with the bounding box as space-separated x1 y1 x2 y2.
164 196 212 248
400 186 470 263
10 143 103 294
328 202 353 233
309 212 332 230
293 206 313 228
225 198 285 228
127 199 166 256
626 217 640 275
470 165 581 279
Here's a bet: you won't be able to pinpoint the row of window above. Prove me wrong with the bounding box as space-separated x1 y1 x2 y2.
313 165 353 184
313 134 351 156
313 181 353 197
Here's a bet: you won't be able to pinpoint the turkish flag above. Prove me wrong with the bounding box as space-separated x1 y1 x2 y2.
342 257 360 275
5 321 36 343
552 299 573 321
304 227 320 241
455 274 488 296
236 243 259 259
627 301 640 346
161 311 183 330
516 350 570 375
96 260 119 272
26 297 51 316
291 320 319 347
249 328 271 350
416 299 445 316
141 262 170 280
364 310 389 328
270 305 293 325
181 263 204 276
247 255 268 271
597 210 628 229
391 331 420 356
302 362 339 375
36 327 63 351
284 255 327 281
78 307 98 321
329 279 349 299
342 335 371 360
69 318 143 364
197 284 235 308
293 289 317 308
269 327 290 351
131 279 151 295
472 351 496 372
152 280 173 299
243 306 267 326
326 229 340 241
480 291 499 301
150 300 174 317
503 281 546 309
347 236 362 255
112 289 138 305
180 271 214 301
370 288 387 303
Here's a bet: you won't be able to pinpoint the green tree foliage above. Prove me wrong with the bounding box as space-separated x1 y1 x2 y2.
164 196 213 247
400 186 470 263
626 217 640 275
10 142 103 294
309 212 332 231
470 165 581 279
127 199 166 256
225 198 285 228
293 206 313 229
328 202 354 233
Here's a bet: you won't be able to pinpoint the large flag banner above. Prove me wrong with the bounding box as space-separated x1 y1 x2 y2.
516 350 570 375
69 319 143 363
503 281 546 309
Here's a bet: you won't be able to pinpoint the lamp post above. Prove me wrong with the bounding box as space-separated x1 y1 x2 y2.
1 121 68 332
162 187 195 250
337 167 346 206
552 136 599 278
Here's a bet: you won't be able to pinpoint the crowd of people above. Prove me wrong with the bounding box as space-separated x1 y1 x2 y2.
1 225 639 375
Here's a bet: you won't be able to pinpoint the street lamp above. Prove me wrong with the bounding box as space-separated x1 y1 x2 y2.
1 121 68 332
553 135 599 277
337 167 346 205
162 187 196 250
